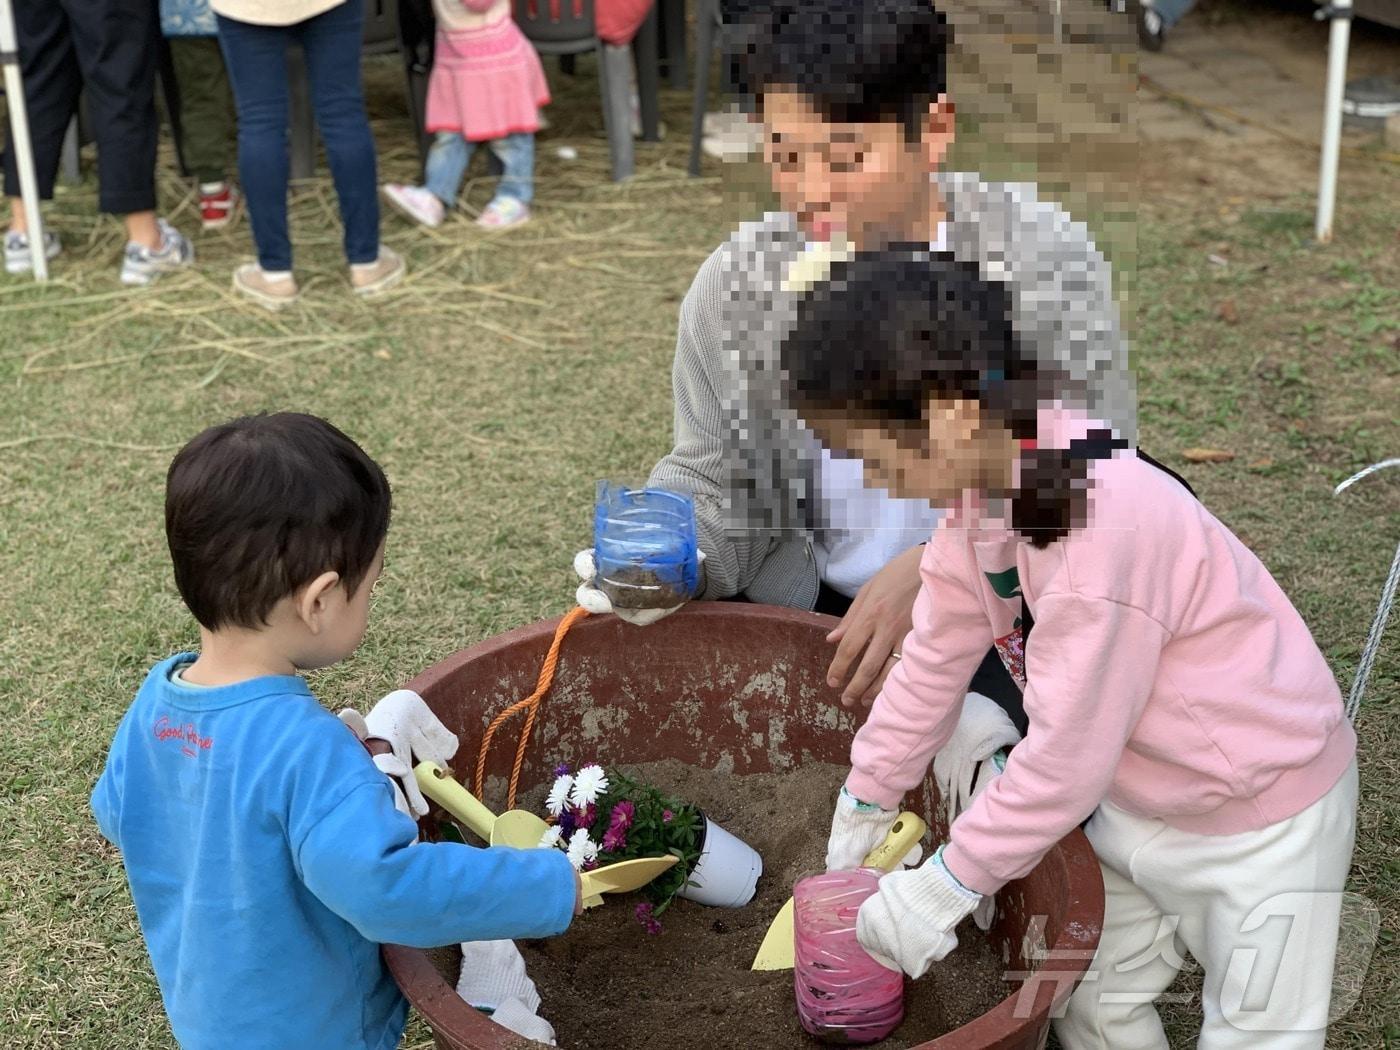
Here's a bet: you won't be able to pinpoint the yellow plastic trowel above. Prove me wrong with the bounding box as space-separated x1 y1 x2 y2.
750 812 928 971
414 761 551 849
413 761 678 909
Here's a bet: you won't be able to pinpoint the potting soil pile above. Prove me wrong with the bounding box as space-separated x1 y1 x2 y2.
457 759 1007 1048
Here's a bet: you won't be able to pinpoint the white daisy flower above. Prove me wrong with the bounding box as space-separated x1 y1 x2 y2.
565 829 599 870
545 774 574 817
569 764 609 808
539 825 564 850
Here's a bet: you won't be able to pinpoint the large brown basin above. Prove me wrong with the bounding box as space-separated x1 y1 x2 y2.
384 603 1104 1049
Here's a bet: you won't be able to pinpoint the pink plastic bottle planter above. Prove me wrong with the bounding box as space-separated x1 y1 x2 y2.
793 869 905 1045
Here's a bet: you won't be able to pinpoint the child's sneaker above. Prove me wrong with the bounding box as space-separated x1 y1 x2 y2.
476 197 529 231
1137 1 1165 50
232 263 299 310
4 230 61 275
120 219 194 286
200 182 240 230
382 184 444 228
350 247 406 297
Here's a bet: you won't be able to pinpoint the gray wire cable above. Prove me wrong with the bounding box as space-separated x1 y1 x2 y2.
1334 458 1400 723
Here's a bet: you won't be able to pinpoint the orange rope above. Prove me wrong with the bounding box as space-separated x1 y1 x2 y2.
475 605 591 809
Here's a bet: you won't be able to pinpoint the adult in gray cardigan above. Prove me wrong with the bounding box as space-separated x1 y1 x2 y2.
579 0 1135 716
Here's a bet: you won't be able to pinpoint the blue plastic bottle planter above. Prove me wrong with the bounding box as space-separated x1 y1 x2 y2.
593 482 700 610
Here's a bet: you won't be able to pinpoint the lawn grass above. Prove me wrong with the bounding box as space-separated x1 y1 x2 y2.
2 46 1398 1050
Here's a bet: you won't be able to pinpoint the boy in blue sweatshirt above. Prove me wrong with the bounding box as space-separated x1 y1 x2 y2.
91 412 579 1050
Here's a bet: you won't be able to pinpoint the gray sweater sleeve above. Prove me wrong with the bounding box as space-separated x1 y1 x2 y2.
647 241 767 600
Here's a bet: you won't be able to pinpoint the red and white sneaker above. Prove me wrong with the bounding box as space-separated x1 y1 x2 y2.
200 183 239 230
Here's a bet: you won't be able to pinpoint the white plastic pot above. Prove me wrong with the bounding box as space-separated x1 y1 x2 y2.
676 813 763 908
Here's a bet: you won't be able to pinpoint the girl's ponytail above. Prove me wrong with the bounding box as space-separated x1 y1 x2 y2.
1011 447 1091 549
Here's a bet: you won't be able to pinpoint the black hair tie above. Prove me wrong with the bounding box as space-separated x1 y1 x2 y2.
1064 430 1129 461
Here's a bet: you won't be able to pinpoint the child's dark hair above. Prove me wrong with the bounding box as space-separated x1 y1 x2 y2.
739 0 950 140
780 249 1094 548
165 413 392 630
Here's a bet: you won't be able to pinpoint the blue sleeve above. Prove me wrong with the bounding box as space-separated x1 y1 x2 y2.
295 780 577 948
91 713 132 849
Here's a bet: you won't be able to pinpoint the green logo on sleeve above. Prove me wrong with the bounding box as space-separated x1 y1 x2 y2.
984 566 1022 599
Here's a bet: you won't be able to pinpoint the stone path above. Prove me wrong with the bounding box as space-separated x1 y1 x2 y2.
1137 2 1399 145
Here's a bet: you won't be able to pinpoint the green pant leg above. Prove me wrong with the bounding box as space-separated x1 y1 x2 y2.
169 36 236 184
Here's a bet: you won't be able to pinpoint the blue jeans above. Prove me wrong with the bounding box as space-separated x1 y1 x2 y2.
216 0 379 270
424 132 534 208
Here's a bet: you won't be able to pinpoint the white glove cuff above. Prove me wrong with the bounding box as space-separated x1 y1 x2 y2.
488 997 557 1045
827 788 900 871
908 848 983 913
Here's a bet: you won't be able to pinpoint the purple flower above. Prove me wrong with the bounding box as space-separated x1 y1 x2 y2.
662 809 674 824
559 808 577 836
602 825 628 852
553 762 572 778
576 803 597 829
610 800 635 831
635 902 662 935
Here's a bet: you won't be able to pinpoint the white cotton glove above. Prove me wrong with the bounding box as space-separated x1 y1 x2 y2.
856 846 983 978
932 691 1018 930
573 548 706 627
457 940 556 1045
825 788 922 872
933 691 1021 833
337 707 416 820
354 690 459 817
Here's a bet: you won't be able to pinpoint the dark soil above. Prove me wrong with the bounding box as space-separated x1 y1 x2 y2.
597 564 693 610
504 760 1009 1048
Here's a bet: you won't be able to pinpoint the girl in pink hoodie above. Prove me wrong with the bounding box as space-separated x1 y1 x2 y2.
780 249 1357 1050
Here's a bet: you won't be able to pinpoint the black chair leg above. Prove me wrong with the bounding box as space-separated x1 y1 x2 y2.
598 42 636 180
559 53 577 76
634 4 661 143
688 0 717 176
662 0 688 89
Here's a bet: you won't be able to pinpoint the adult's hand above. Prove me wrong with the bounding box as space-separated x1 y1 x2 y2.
825 543 923 708
573 548 706 626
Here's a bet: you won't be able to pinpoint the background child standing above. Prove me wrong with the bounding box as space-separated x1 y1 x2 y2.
383 0 549 231
161 0 240 229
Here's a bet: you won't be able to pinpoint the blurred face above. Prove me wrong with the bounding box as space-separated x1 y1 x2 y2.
810 398 1014 505
761 89 954 247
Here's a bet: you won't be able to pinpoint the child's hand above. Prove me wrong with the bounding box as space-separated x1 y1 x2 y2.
573 548 707 626
573 871 584 915
855 847 982 977
826 788 919 871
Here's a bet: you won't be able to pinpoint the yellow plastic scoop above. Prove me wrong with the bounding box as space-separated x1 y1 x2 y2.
413 761 678 908
413 761 551 849
750 812 928 971
579 855 680 906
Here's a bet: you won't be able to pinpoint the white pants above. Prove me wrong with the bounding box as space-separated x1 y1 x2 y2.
1055 760 1358 1050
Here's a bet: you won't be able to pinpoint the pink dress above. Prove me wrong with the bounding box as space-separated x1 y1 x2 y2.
425 13 551 141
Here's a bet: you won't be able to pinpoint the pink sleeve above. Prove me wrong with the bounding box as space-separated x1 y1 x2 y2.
845 535 993 810
941 591 1168 896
